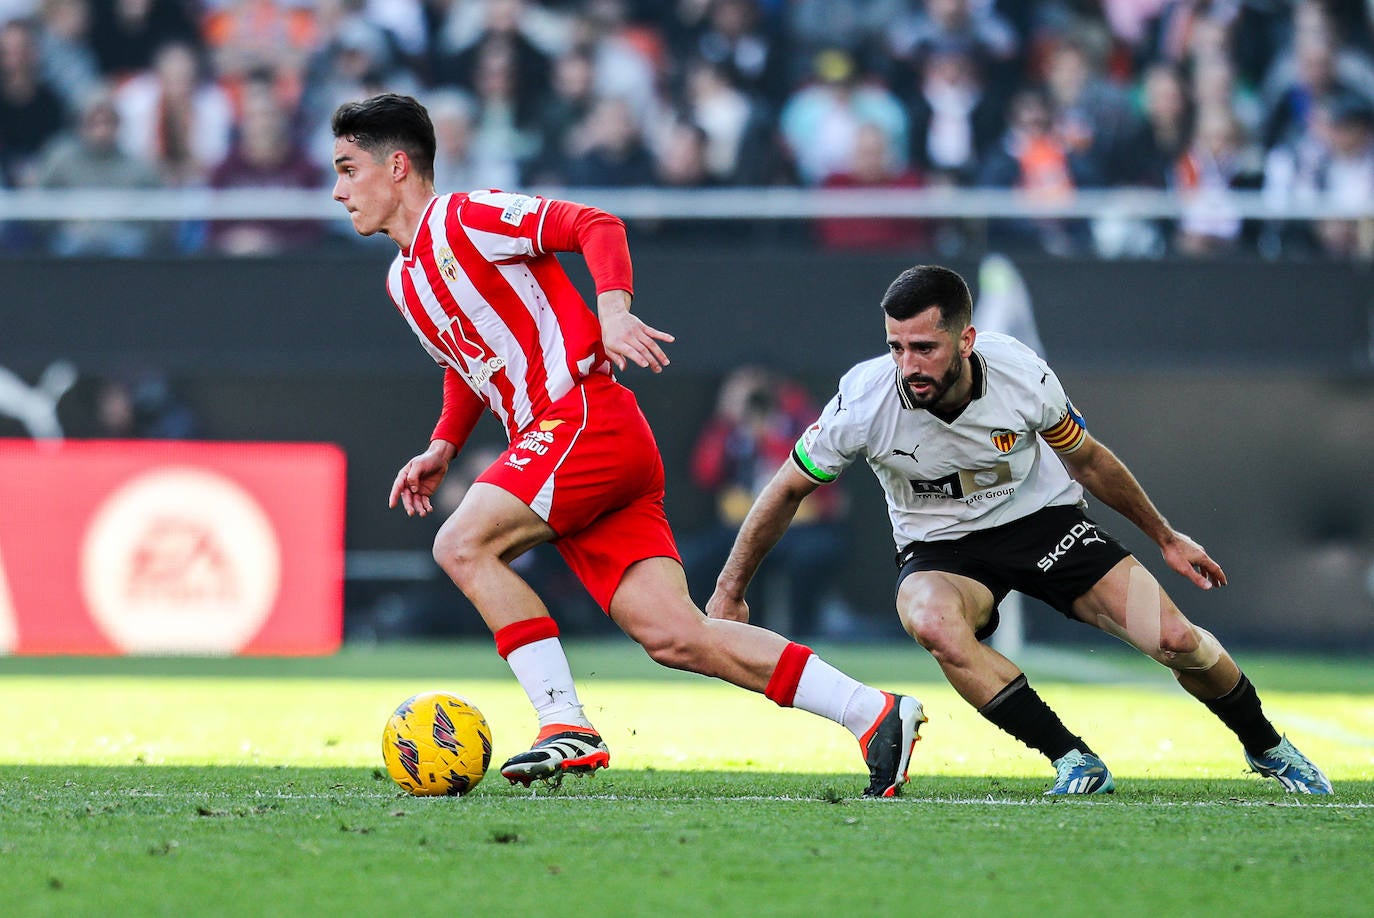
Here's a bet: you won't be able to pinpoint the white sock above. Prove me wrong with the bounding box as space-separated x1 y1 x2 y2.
790 655 888 740
504 637 593 731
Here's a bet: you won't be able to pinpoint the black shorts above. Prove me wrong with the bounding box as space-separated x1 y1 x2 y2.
895 504 1131 640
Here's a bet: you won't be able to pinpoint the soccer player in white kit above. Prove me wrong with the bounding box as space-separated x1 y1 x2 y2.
708 264 1331 795
330 93 924 796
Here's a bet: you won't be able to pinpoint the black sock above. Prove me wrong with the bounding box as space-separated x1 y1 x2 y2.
1203 673 1281 757
977 674 1093 763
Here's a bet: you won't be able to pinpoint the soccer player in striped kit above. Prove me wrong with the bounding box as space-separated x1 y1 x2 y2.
330 93 923 796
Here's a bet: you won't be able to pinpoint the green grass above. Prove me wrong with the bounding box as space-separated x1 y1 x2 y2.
0 642 1371 917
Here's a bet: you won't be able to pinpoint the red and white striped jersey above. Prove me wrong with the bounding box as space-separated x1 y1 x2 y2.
385 190 632 446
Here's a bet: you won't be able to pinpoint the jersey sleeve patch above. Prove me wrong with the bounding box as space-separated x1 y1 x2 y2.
792 439 838 483
457 191 544 261
1042 400 1086 453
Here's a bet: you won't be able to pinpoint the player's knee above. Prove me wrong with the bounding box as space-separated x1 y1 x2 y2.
636 623 701 673
1160 624 1223 672
900 602 971 658
431 526 482 585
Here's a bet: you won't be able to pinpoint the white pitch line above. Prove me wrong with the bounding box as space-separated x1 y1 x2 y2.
66 789 1374 809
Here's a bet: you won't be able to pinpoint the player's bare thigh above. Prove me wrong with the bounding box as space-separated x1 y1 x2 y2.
897 570 997 644
434 481 557 564
1069 556 1196 660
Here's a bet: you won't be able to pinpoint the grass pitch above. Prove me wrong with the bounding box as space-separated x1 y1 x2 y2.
1 642 1370 917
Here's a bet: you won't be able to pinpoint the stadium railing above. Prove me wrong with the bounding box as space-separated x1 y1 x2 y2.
0 187 1371 222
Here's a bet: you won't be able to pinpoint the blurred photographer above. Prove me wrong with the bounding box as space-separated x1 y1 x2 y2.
681 366 849 640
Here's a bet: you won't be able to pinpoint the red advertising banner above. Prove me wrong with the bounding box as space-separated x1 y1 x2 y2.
0 440 346 655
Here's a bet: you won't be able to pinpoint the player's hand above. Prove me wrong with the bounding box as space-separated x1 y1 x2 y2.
705 591 750 623
388 448 450 518
1161 531 1227 590
598 291 674 373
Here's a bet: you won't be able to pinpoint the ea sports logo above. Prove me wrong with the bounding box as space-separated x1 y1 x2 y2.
80 467 281 654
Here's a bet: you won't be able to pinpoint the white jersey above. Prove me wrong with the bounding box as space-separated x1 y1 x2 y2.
793 332 1088 548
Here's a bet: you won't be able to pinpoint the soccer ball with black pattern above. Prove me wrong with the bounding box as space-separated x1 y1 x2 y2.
381 691 493 797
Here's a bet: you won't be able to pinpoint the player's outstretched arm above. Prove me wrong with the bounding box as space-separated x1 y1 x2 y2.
388 439 458 518
1060 434 1227 590
707 462 821 621
597 290 675 373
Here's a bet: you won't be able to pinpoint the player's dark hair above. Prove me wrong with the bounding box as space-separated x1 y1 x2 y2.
880 265 973 329
332 92 436 181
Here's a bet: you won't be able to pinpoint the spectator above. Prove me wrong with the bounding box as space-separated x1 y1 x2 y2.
784 0 905 88
1259 0 1374 119
1122 60 1191 188
977 86 1102 255
816 120 927 251
1262 27 1373 152
1137 0 1233 68
886 0 1021 105
1311 92 1374 258
206 78 325 255
0 17 67 187
202 0 318 100
300 3 421 167
34 0 101 112
904 40 1004 186
681 366 849 641
113 41 234 187
639 117 758 245
681 57 768 184
570 0 659 126
431 0 551 135
31 88 162 256
429 89 519 193
655 117 715 187
687 0 787 106
362 0 427 70
465 40 544 178
779 47 908 186
1173 104 1264 256
563 95 657 186
87 371 200 439
1189 53 1263 143
524 46 598 184
88 0 200 80
1268 91 1374 259
426 0 566 72
1042 32 1141 185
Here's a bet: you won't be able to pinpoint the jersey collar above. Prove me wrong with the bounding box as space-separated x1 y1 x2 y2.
400 194 441 262
894 348 988 411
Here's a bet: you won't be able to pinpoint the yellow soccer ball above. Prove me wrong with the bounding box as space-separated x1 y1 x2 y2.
381 691 493 797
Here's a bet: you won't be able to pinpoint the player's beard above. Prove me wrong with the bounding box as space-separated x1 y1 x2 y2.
905 352 964 409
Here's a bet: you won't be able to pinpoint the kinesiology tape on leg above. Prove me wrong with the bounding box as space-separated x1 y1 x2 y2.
1164 626 1222 672
1094 565 1220 671
1094 564 1163 660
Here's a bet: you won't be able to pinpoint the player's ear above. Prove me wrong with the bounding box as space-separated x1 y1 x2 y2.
959 324 977 357
391 150 410 182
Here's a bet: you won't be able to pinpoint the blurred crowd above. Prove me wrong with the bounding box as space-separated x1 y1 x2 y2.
2 0 1373 258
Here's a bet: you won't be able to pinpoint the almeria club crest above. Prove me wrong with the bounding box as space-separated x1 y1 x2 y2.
432 703 460 752
437 246 459 282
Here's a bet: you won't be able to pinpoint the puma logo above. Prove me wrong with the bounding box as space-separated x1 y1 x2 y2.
0 360 77 440
889 443 919 461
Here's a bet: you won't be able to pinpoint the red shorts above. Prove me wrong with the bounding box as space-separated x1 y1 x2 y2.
476 373 680 611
